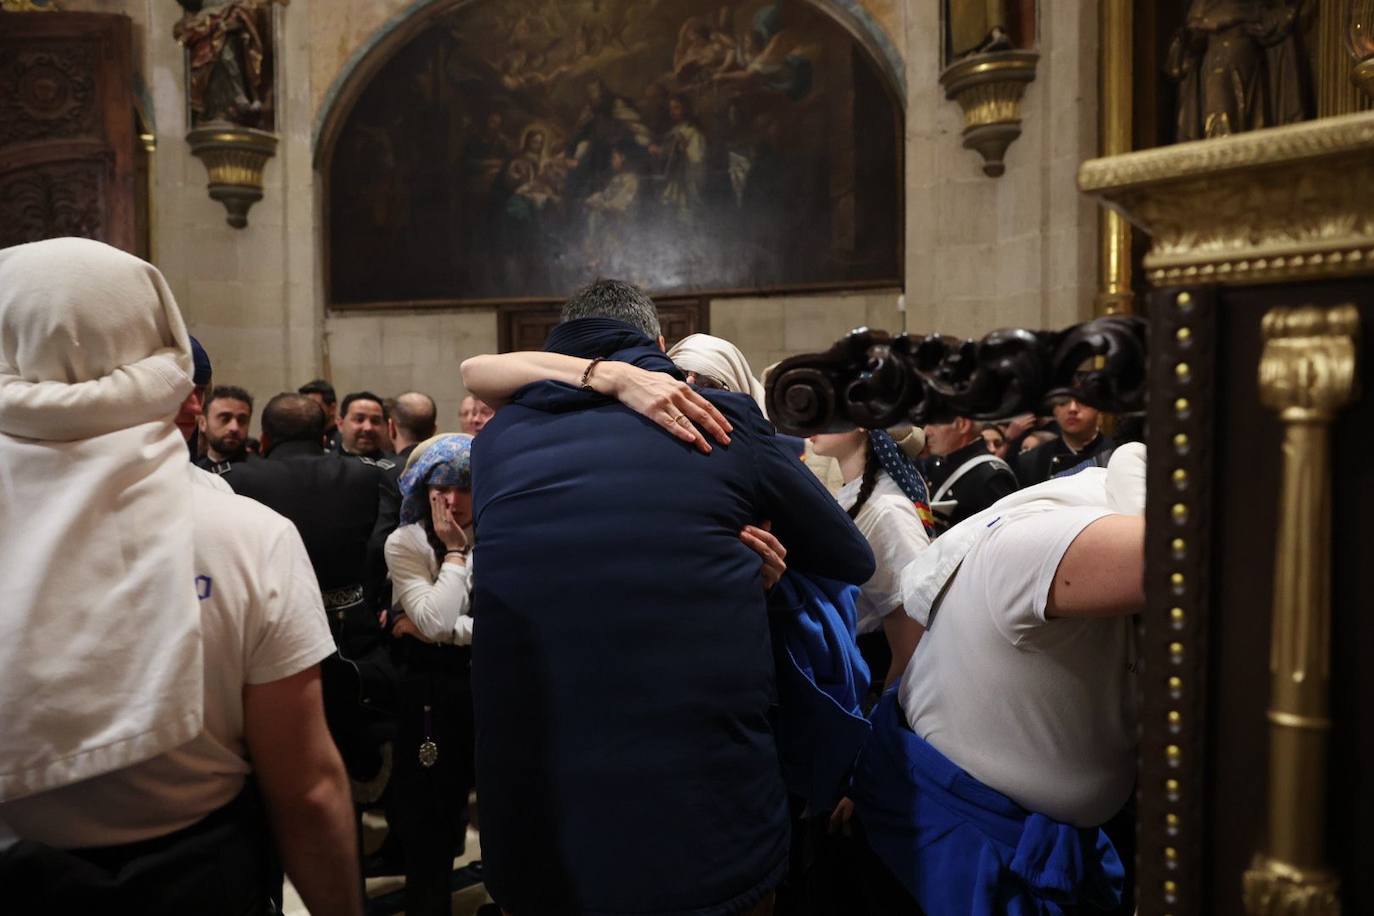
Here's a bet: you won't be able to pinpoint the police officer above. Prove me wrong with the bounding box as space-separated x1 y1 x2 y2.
1016 393 1115 486
923 414 1020 530
227 393 396 785
194 384 259 476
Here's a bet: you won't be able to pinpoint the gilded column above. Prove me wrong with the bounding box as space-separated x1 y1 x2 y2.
1097 0 1133 316
1243 304 1360 916
1319 0 1374 116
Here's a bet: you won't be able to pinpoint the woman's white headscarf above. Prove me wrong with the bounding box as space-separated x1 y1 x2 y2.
0 238 203 801
668 333 767 412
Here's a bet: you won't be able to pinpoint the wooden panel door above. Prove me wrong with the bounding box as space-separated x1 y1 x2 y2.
0 12 136 251
498 298 709 352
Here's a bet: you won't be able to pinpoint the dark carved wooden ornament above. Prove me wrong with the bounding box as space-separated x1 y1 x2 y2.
764 315 1149 434
0 13 136 251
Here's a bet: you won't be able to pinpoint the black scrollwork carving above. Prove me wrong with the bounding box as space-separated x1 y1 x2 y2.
765 315 1147 435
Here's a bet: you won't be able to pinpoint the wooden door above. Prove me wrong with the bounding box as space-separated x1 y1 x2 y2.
498 298 709 352
0 12 136 251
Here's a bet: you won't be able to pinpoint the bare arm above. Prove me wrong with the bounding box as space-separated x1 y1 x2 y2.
460 352 733 454
1046 514 1146 619
880 608 924 687
460 351 592 405
244 667 362 916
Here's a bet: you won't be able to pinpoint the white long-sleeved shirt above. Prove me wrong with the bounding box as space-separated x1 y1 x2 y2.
384 522 474 645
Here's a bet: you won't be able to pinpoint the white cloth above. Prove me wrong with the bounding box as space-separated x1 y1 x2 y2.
385 523 474 645
0 487 335 846
899 444 1147 626
668 333 767 412
898 506 1137 827
837 472 930 635
0 238 202 802
895 443 1147 827
192 463 233 492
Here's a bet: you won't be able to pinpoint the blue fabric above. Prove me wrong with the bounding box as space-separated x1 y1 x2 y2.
397 433 473 525
188 335 212 385
470 317 876 916
850 692 1125 916
869 429 937 536
769 572 872 812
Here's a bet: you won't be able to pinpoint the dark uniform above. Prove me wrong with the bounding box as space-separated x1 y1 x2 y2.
1016 432 1115 486
926 438 1020 530
194 451 257 477
373 442 417 547
227 440 398 781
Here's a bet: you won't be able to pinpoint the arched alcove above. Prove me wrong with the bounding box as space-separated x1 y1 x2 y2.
317 0 905 308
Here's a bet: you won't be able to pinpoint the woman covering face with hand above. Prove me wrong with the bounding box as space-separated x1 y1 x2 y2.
382 433 477 916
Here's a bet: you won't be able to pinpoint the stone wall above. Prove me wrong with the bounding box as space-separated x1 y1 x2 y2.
52 0 1099 432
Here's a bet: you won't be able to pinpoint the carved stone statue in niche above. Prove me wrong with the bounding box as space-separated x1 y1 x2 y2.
1165 0 1311 142
173 0 286 128
946 0 1035 60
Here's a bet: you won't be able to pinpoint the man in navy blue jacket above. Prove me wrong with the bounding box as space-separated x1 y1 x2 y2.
471 280 875 916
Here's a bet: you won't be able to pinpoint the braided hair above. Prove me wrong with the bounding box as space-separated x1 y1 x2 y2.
847 437 881 520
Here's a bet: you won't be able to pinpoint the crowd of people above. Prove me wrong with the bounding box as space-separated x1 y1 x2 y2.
0 238 1146 916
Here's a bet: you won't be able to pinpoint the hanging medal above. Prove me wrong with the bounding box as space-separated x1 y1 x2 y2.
418 703 439 768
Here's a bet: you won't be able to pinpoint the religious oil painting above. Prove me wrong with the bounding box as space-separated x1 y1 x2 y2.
327 0 903 307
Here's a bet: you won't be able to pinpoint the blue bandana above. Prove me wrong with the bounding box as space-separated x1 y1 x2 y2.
869 429 936 536
398 434 473 525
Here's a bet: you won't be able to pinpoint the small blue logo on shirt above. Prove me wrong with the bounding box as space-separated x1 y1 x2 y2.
195 575 213 601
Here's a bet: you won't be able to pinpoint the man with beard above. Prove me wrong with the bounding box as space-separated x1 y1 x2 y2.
195 385 257 476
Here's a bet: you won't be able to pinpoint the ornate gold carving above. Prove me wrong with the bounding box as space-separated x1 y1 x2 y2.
1244 304 1359 916
1097 0 1133 316
1078 113 1374 286
1244 857 1341 916
0 0 61 10
1320 0 1373 116
1259 306 1360 419
1349 1 1374 102
939 50 1038 178
185 125 277 228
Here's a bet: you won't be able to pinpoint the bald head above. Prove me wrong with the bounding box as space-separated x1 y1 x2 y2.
260 393 326 451
389 391 437 450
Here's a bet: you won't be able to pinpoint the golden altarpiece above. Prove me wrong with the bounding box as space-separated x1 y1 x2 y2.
1078 4 1374 913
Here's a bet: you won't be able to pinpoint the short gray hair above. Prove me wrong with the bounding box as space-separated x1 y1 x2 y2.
560 278 661 340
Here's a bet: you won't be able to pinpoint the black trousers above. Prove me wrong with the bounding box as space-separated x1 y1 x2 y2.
391 640 475 916
0 781 281 916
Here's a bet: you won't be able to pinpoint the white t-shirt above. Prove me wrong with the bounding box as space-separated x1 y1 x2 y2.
837 472 930 635
898 506 1138 827
385 522 474 645
0 487 335 848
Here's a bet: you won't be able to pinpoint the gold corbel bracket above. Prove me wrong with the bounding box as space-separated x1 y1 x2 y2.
186 125 278 229
1244 304 1360 916
1259 306 1361 419
939 50 1039 178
